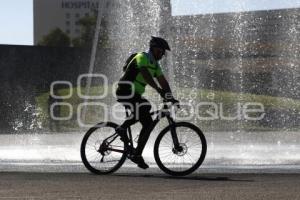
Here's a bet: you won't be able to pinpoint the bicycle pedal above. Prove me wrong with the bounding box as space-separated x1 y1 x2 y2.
100 156 104 163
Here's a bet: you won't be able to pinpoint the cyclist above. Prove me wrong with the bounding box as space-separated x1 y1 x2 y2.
116 36 178 169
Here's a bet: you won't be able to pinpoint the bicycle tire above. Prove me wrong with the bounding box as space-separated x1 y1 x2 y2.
154 122 207 176
80 122 127 175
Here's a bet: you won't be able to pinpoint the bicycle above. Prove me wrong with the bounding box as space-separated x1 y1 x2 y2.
80 100 207 176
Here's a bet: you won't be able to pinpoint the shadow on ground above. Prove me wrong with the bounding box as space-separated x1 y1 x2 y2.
113 173 253 182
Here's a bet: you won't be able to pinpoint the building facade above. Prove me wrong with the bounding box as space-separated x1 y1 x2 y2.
171 8 300 97
33 1 299 98
33 0 101 45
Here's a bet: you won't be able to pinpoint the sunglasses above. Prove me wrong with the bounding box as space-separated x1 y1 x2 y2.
157 48 165 55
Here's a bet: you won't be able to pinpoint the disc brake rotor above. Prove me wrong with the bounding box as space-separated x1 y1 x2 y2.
172 143 188 156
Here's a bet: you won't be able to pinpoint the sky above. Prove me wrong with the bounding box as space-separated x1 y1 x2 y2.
172 0 300 16
0 0 300 45
0 0 33 45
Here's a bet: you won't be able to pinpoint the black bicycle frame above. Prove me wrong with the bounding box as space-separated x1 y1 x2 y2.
102 103 180 154
125 103 181 149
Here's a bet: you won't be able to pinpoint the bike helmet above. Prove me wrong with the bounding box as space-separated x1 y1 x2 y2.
150 36 171 51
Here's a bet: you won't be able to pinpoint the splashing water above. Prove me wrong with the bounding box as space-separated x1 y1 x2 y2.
2 1 300 170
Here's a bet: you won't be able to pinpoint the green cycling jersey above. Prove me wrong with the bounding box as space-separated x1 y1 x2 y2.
120 52 163 95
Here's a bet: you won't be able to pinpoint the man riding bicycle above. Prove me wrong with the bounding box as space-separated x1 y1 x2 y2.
116 36 179 169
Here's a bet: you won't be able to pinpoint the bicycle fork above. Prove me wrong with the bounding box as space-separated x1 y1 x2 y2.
167 116 183 153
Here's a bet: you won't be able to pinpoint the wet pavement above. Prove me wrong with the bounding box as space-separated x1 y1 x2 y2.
1 172 300 199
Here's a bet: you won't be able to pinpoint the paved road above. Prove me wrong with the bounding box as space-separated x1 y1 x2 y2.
1 172 300 200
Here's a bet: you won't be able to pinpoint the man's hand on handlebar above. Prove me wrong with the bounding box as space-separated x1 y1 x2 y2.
158 90 180 108
157 88 166 99
169 98 181 108
157 88 180 107
157 88 173 100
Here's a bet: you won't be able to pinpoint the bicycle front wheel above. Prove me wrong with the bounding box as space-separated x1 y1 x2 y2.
154 122 207 176
80 122 127 175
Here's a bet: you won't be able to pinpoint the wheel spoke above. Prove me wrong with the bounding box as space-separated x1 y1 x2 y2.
155 123 206 176
81 123 127 174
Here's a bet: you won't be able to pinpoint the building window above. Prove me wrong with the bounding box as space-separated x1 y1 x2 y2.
85 13 89 17
66 29 70 34
75 13 80 18
75 21 80 26
66 13 70 19
66 21 70 26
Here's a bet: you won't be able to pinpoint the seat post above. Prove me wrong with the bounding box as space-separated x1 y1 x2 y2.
125 107 133 142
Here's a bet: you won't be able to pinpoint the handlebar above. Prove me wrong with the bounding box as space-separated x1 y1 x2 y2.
149 99 180 117
163 99 181 109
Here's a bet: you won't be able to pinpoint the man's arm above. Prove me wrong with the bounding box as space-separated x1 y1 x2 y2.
157 75 176 100
157 75 171 93
140 67 161 92
140 68 177 102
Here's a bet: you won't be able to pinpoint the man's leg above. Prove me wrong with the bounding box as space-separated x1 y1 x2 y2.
120 97 153 169
129 102 154 169
116 111 137 144
116 90 138 130
119 112 137 129
115 100 139 146
117 95 152 169
135 100 154 156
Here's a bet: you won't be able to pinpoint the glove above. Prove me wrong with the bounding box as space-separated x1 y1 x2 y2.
157 88 167 99
157 88 180 107
170 98 179 104
170 98 180 108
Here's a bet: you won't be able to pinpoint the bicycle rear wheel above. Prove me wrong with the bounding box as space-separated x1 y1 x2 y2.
154 122 207 176
80 122 127 174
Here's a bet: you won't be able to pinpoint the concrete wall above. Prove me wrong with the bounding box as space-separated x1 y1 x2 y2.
0 45 90 92
0 45 90 132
